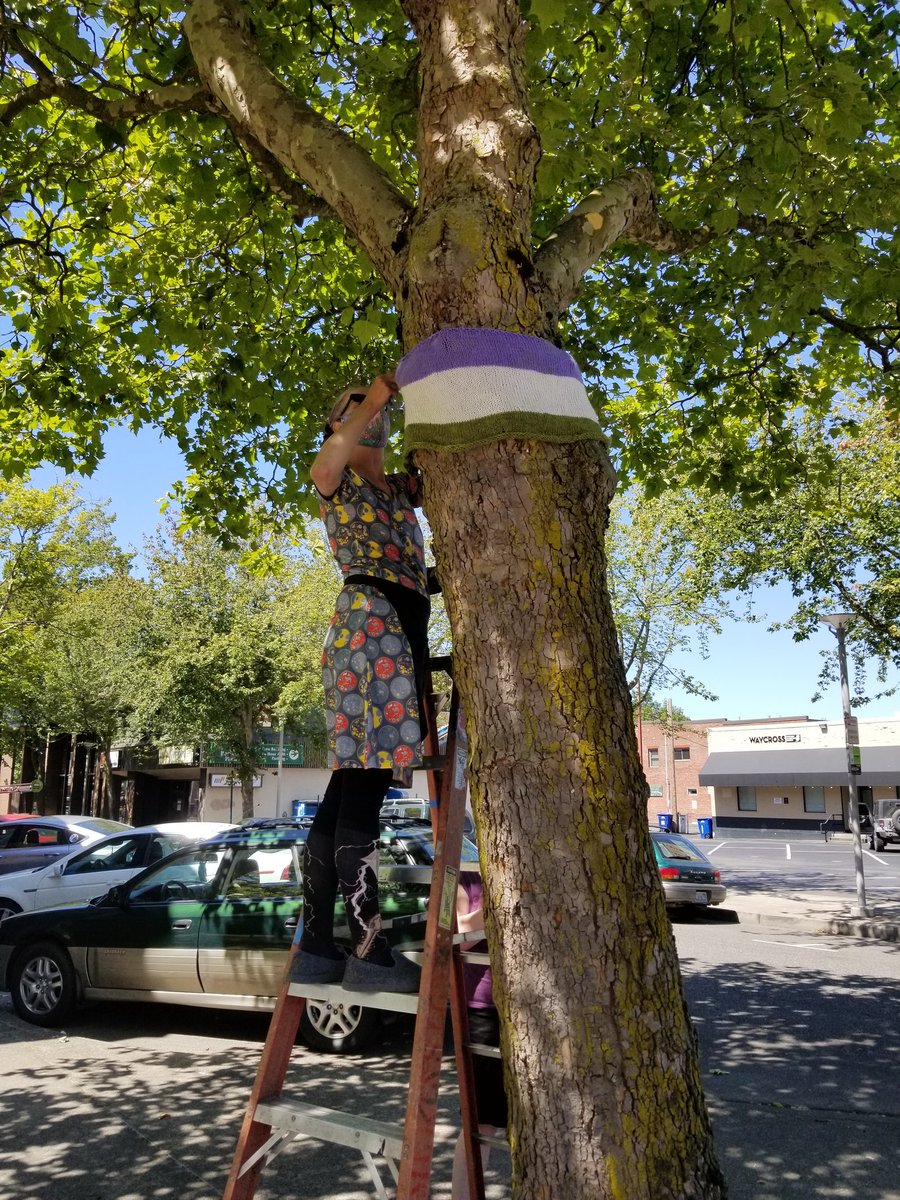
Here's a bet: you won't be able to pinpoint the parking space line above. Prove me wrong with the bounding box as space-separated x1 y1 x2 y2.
703 842 725 854
753 939 840 952
786 844 791 859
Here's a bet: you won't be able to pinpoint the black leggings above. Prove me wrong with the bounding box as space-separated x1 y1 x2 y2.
301 767 393 962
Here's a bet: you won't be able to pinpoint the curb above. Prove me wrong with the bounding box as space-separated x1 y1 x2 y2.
727 904 900 943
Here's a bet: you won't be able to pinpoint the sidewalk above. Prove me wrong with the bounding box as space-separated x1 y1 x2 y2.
726 887 900 942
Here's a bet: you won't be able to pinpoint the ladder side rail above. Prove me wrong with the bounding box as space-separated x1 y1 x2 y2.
422 656 448 839
449 938 488 1200
396 686 470 1200
222 967 308 1200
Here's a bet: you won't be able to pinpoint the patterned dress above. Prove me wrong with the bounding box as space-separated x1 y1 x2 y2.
319 468 429 780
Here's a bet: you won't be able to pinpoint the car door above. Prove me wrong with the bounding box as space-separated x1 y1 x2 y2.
198 843 305 1000
85 845 220 994
32 833 153 910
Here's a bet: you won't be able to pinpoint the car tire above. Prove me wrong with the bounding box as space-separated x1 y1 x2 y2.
874 834 885 852
0 898 22 922
892 812 900 835
9 941 78 1028
298 998 381 1054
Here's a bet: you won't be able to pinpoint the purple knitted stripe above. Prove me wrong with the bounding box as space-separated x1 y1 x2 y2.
396 327 583 388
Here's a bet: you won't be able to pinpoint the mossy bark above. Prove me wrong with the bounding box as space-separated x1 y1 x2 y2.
417 439 726 1199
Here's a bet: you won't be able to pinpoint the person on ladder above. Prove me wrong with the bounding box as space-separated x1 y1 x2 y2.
293 372 429 994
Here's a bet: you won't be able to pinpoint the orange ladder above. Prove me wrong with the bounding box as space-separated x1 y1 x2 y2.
221 655 492 1200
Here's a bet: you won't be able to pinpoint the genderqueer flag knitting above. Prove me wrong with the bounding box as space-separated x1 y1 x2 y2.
395 327 604 452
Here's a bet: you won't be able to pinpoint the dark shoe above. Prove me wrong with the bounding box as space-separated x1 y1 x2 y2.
342 949 421 994
289 948 346 985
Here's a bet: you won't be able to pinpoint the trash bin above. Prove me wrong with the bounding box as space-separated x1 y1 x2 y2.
697 817 713 839
657 813 675 832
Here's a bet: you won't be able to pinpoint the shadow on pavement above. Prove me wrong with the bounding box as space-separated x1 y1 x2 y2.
681 954 900 1200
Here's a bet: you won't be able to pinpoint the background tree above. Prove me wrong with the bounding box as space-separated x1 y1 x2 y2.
0 479 126 786
38 573 145 817
2 3 899 1195
607 486 746 707
721 396 900 702
133 522 334 817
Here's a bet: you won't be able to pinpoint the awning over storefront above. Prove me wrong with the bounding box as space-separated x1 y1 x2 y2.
699 746 900 787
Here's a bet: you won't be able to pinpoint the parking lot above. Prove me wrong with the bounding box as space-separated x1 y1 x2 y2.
699 833 900 904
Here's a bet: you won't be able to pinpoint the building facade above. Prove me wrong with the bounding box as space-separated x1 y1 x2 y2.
700 716 900 831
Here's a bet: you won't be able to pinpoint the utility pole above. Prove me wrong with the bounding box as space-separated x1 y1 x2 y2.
819 612 872 917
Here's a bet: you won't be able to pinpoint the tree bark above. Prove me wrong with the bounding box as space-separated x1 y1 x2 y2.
418 440 724 1198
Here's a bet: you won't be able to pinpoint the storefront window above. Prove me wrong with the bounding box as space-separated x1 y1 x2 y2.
803 785 826 813
737 786 757 811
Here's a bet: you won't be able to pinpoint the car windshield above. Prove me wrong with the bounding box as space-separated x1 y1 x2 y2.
71 818 130 834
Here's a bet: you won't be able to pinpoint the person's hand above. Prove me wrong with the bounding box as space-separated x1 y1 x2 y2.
365 373 398 412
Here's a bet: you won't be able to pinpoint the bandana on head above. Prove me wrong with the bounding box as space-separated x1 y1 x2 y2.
395 328 603 452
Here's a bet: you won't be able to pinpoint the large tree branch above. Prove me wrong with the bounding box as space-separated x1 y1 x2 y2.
221 116 335 226
534 169 673 312
0 26 213 125
183 0 413 293
534 168 838 314
0 75 213 126
813 305 899 373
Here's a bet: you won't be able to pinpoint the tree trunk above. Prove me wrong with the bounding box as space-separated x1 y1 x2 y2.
419 439 725 1198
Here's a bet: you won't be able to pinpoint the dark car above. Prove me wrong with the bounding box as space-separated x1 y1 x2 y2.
0 817 479 1052
0 816 132 876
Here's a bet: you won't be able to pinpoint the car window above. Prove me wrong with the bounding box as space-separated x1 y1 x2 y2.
4 823 71 847
128 845 224 904
653 836 706 862
225 846 304 901
388 832 480 866
64 835 144 874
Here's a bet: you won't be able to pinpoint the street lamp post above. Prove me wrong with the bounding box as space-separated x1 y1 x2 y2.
818 612 872 918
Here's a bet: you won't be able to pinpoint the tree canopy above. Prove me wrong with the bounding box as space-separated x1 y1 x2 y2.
1 1 897 529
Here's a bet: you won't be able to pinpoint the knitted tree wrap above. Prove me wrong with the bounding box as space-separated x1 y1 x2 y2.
395 328 603 452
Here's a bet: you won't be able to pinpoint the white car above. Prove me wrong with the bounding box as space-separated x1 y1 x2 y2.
0 822 235 921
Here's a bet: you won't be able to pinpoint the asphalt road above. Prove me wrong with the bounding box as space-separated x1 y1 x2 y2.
671 912 900 1199
703 834 900 904
1 842 899 1200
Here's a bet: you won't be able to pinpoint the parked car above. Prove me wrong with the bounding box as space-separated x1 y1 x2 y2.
0 817 480 1053
0 816 132 877
869 797 900 851
0 822 235 922
381 797 477 840
650 830 726 907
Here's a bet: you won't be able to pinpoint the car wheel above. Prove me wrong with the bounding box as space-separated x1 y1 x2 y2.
10 941 78 1027
298 997 381 1054
0 898 22 922
892 812 900 835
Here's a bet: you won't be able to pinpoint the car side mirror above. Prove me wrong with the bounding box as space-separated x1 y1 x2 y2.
50 860 65 878
103 885 125 907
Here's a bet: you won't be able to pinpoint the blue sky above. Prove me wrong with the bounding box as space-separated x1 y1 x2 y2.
33 425 899 724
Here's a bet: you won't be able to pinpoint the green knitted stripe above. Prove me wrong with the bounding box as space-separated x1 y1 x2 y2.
405 412 605 453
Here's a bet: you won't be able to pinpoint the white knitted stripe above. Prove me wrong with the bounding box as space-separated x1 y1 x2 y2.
399 363 598 428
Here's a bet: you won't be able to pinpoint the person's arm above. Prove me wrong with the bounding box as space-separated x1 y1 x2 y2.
309 373 397 496
456 884 485 950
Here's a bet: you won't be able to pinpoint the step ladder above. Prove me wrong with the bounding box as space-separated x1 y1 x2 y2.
222 653 494 1200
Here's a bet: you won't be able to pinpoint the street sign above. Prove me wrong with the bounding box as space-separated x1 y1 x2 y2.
844 716 860 745
847 745 862 775
0 782 33 795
